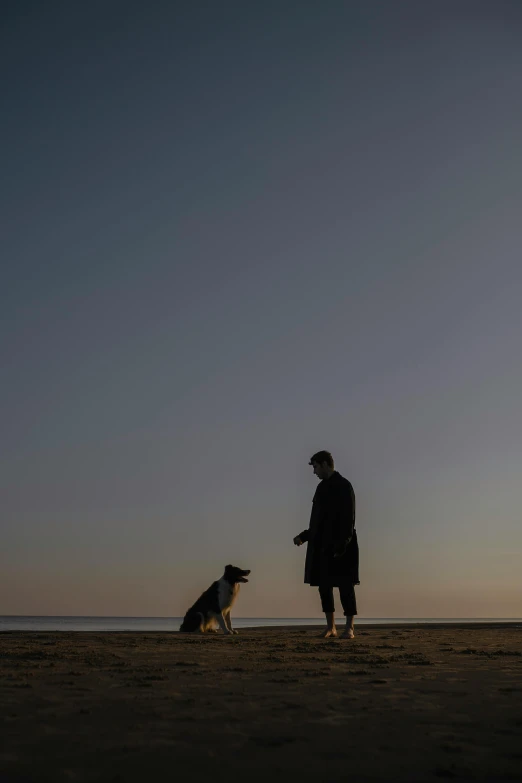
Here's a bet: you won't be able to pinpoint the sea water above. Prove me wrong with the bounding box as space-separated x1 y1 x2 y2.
1 616 521 632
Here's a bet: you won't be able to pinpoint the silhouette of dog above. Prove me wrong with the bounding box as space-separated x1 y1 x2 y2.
179 564 250 635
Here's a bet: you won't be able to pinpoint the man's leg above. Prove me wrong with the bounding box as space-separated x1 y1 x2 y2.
318 585 338 638
339 583 357 639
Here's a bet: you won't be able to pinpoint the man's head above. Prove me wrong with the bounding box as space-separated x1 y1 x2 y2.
309 450 335 480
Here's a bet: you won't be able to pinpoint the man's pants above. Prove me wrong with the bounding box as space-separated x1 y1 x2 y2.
319 583 357 616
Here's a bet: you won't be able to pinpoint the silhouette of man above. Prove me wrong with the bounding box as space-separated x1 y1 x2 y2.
293 451 359 638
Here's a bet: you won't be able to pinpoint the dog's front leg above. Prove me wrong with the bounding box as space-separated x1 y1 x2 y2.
225 611 238 635
216 612 233 635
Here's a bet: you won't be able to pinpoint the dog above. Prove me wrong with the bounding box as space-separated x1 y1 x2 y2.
179 564 250 635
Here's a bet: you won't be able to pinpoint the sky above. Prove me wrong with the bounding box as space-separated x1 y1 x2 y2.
2 0 521 618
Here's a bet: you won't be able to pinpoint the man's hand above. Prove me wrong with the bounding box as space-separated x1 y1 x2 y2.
293 536 303 546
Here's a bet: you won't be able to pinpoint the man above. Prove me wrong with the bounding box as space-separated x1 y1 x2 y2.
293 450 359 639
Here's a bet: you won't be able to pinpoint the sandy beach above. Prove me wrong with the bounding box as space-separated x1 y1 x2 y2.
1 624 521 782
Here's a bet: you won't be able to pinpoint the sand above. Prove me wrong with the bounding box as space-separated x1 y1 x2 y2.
1 624 522 782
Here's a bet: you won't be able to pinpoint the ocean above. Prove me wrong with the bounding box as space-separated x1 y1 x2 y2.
1 616 521 632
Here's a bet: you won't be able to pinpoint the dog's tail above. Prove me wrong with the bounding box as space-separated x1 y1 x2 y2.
179 611 204 633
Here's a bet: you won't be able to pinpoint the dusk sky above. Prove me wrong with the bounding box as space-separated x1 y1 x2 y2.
2 1 521 618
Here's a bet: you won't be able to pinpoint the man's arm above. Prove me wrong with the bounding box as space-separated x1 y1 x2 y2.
332 482 355 557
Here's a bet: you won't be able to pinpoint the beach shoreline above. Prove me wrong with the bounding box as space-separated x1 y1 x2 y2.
2 624 521 782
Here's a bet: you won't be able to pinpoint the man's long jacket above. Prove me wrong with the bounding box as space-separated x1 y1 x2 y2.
297 471 359 587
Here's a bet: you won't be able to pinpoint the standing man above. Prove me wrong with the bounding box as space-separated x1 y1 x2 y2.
293 450 359 639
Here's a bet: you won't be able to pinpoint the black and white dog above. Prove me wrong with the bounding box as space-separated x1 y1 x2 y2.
179 565 250 635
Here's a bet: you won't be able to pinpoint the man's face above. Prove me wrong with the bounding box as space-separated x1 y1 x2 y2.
311 461 329 480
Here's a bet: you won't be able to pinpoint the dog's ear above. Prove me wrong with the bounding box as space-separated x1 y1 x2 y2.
225 564 232 570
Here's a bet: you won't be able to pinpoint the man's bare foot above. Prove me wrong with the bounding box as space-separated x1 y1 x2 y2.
341 628 355 639
320 628 338 638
